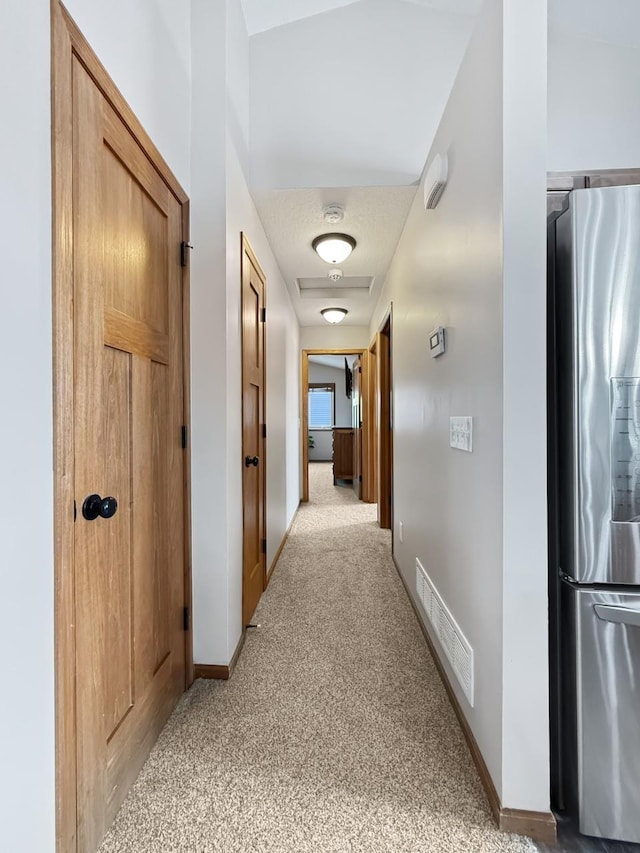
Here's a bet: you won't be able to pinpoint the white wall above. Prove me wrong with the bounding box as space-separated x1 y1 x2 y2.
309 363 352 426
65 0 191 191
370 0 549 813
192 0 301 666
308 363 352 461
1 0 194 848
190 0 230 664
0 2 54 849
501 0 549 811
301 325 371 350
226 129 301 652
548 27 640 171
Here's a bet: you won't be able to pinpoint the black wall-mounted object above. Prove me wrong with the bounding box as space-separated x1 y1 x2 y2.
345 358 352 398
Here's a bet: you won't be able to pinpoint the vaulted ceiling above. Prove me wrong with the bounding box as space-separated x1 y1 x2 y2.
240 0 483 36
238 0 479 327
238 0 640 328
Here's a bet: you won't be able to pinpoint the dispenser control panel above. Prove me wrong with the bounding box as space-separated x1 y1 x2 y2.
611 378 640 521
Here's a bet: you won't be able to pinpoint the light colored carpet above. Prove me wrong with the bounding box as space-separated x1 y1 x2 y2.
99 463 537 853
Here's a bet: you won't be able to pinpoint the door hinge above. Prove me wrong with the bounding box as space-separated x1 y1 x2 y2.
262 423 266 440
180 241 193 268
181 425 188 449
260 307 266 323
262 538 267 554
183 606 189 631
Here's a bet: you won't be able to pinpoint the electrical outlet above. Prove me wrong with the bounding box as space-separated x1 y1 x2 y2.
399 521 404 543
450 416 473 452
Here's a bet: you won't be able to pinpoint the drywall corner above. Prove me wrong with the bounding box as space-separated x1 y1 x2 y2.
501 0 549 811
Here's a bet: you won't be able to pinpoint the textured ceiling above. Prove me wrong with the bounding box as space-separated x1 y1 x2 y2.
254 186 417 327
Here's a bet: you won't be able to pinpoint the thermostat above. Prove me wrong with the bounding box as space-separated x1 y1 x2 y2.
429 326 446 358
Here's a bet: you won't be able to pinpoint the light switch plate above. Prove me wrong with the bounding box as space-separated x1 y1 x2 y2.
450 416 473 452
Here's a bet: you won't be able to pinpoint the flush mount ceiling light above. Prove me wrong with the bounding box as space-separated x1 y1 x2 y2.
312 233 356 265
321 307 348 324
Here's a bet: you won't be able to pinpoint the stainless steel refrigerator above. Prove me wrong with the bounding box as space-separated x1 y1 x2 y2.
548 184 640 843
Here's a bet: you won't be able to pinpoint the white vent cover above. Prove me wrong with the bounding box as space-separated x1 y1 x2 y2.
423 153 448 210
415 558 474 706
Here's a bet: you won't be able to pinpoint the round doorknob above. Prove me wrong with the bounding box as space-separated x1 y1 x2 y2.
82 494 118 521
245 455 259 468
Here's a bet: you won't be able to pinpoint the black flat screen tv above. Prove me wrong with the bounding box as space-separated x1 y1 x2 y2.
345 358 352 398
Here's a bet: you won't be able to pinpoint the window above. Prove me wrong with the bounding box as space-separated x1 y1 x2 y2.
308 383 335 429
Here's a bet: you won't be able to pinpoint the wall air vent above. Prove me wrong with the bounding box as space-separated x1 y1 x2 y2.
415 558 474 706
423 153 448 210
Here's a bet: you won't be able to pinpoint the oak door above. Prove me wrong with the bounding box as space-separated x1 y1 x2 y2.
73 58 187 851
241 235 266 626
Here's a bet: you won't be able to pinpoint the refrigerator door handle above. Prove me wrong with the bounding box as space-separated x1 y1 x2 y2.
594 604 640 627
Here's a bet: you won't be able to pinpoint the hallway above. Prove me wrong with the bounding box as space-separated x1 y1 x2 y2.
99 464 535 853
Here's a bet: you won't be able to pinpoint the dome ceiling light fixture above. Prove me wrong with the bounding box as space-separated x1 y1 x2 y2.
321 307 348 325
312 233 356 265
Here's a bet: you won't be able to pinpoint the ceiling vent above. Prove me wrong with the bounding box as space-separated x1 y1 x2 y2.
423 153 448 210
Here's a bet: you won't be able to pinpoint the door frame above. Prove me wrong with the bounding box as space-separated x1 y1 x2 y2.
240 233 268 614
376 305 394 530
52 4 193 848
301 348 367 503
366 337 378 504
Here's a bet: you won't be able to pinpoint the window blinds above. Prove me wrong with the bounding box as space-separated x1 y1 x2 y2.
308 386 333 428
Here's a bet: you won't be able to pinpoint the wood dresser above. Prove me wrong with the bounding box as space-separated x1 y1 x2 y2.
332 427 354 484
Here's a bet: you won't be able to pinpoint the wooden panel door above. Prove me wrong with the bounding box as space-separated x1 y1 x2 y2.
352 357 362 499
73 58 186 851
241 235 266 626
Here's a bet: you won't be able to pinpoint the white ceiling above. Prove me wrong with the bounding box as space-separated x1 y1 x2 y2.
243 0 478 328
240 0 640 329
240 0 358 36
249 0 476 190
240 0 483 35
254 186 416 326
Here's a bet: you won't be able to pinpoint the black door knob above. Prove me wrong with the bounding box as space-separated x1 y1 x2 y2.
245 455 259 468
82 494 118 521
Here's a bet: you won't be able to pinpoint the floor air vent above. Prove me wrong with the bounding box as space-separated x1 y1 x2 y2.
415 558 474 706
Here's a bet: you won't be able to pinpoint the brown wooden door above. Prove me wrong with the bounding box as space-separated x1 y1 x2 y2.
241 235 266 626
352 357 362 499
73 58 186 851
